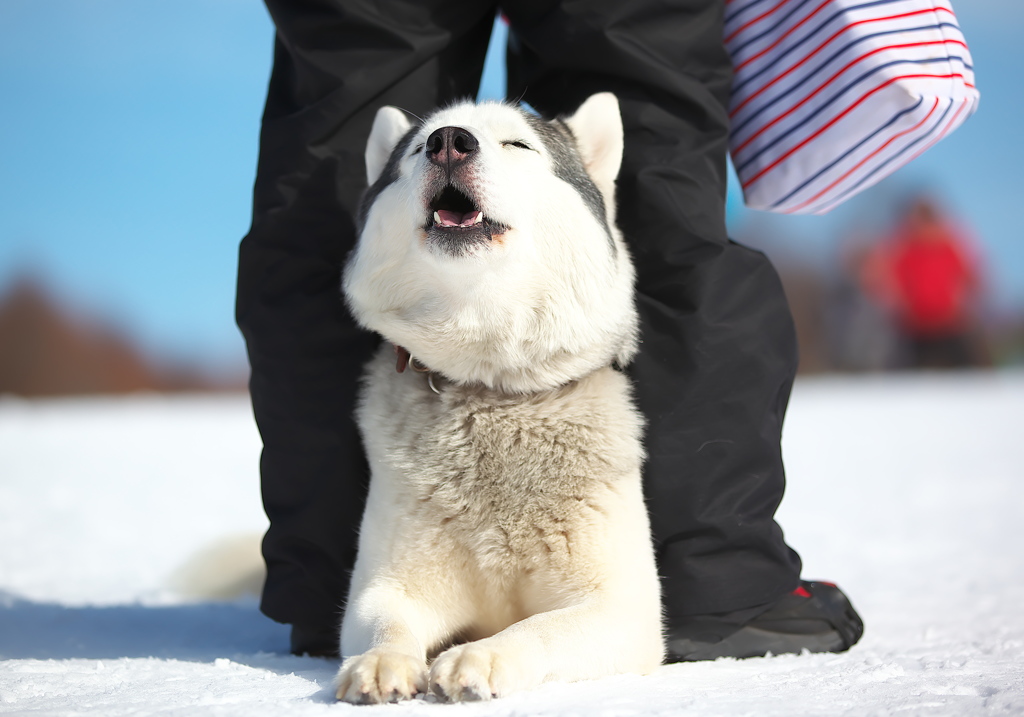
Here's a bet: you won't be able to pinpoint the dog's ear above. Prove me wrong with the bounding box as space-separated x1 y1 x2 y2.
564 93 624 201
366 106 413 185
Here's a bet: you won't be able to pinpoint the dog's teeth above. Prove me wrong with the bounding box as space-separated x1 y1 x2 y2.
471 212 483 225
433 211 442 226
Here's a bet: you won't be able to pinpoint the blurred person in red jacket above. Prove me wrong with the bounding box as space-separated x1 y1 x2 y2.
865 196 985 369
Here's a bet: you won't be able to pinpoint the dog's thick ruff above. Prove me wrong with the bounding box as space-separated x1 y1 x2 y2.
237 0 802 642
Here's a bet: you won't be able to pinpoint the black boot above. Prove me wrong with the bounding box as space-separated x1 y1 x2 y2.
290 623 340 658
667 581 864 662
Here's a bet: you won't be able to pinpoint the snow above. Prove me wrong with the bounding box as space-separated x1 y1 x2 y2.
2 373 1023 716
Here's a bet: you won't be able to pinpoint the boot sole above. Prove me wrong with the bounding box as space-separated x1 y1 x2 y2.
668 625 846 662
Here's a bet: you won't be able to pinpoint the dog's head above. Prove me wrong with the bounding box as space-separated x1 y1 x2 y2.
343 94 637 393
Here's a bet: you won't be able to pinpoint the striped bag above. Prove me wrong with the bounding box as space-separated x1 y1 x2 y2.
725 0 979 215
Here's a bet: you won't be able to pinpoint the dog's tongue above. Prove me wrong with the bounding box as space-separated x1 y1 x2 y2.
435 209 483 227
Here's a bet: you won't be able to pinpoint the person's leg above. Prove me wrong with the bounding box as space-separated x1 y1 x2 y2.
237 0 497 655
504 0 862 657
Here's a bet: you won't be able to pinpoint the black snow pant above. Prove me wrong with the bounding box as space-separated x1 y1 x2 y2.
236 0 803 637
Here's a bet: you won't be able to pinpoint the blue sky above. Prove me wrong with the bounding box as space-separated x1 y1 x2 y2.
0 0 1020 373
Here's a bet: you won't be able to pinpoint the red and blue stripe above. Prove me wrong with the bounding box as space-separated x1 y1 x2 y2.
725 0 978 214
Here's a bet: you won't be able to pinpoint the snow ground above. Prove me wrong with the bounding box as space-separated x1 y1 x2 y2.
1 373 1022 716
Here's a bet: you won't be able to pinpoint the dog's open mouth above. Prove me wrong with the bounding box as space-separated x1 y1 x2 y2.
425 185 507 251
432 185 484 228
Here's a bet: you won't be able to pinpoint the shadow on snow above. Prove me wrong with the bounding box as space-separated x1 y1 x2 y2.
0 590 295 662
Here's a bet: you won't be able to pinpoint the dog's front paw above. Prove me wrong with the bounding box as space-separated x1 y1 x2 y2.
429 642 533 702
335 650 427 704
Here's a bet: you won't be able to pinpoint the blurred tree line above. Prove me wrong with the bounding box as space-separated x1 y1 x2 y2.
2 193 1021 397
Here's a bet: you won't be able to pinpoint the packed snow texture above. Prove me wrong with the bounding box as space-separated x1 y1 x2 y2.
1 373 1022 715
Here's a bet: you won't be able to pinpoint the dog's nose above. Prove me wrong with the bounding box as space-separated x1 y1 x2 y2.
425 126 479 169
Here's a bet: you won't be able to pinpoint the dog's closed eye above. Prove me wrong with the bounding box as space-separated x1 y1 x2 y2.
502 140 535 151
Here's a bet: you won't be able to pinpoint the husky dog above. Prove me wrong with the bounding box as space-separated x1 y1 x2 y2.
336 94 664 703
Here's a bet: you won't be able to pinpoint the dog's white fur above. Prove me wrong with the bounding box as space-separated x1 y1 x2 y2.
336 94 664 703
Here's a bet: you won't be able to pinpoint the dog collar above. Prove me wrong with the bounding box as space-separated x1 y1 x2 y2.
392 343 606 396
393 344 442 395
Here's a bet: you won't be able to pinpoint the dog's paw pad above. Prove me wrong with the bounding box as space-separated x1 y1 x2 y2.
335 650 427 704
